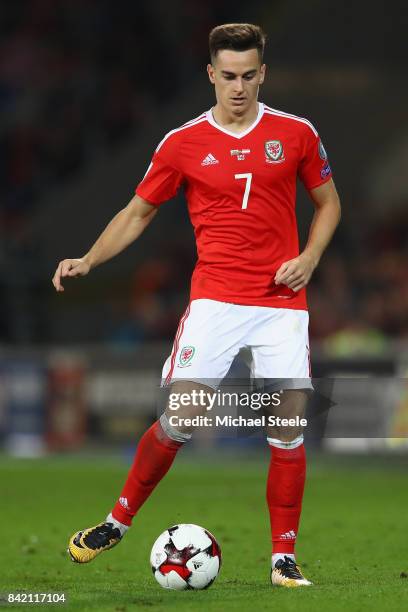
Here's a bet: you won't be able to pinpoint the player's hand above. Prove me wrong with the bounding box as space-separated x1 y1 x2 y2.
274 252 317 292
52 258 91 292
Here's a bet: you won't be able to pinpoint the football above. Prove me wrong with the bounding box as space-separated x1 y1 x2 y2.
150 523 221 590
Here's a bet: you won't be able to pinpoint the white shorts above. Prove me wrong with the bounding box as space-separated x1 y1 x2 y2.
162 299 311 391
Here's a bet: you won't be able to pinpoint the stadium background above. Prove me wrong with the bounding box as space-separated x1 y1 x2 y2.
1 1 407 610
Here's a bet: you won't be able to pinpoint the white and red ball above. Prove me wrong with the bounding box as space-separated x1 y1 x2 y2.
150 524 221 590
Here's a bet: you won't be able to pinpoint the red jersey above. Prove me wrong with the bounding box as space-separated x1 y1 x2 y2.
136 102 332 310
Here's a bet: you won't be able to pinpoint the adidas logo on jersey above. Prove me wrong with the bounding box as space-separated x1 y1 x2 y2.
201 153 219 166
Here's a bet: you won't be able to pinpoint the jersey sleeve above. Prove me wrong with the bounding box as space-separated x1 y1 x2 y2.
297 124 332 191
136 134 184 206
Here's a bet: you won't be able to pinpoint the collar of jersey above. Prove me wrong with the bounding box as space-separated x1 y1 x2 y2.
206 102 264 139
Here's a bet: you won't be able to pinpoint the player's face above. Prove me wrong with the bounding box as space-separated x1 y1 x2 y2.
207 49 265 116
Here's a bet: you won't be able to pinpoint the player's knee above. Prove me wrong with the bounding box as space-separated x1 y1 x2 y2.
159 413 193 441
266 433 304 450
266 423 304 443
164 392 210 435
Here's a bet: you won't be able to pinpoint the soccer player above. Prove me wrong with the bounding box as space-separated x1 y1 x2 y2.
52 23 340 587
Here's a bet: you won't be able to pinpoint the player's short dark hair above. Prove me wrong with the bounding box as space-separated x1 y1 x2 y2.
209 23 266 63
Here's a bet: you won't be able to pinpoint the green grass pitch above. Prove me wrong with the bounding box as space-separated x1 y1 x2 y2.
1 452 407 611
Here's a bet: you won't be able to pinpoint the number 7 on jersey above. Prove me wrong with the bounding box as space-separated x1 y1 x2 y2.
234 173 252 210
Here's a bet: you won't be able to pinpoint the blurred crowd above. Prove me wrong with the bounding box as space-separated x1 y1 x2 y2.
0 0 213 232
309 205 408 353
310 252 408 355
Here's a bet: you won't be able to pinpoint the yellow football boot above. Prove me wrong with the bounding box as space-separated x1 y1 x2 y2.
271 556 312 587
68 522 122 563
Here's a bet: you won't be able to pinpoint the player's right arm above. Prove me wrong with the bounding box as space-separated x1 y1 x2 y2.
52 194 157 292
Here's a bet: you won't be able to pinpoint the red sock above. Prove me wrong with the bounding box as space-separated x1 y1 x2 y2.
266 444 306 554
112 420 183 526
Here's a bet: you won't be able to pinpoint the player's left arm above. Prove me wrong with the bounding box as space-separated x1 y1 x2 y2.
275 178 341 292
